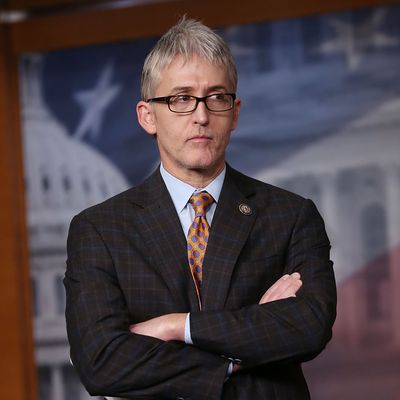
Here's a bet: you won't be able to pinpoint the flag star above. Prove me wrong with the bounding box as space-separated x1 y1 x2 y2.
317 9 399 70
73 61 121 141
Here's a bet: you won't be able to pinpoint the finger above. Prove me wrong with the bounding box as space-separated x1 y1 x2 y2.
262 273 300 300
276 275 302 299
274 278 302 300
261 274 291 301
291 272 301 280
259 273 302 304
129 322 143 334
258 275 289 303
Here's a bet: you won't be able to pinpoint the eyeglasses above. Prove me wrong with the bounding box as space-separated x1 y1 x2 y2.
146 93 236 113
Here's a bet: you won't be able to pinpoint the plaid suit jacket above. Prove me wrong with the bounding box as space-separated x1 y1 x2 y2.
65 165 336 400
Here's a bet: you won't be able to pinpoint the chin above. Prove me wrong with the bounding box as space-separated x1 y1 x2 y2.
186 163 210 171
185 159 221 172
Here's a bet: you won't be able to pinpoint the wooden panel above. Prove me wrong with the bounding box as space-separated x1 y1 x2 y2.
0 23 37 400
10 0 400 54
2 0 102 9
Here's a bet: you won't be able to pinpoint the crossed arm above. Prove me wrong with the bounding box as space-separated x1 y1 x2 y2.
65 199 336 398
130 272 303 343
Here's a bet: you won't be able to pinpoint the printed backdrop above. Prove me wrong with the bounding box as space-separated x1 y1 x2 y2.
20 5 400 400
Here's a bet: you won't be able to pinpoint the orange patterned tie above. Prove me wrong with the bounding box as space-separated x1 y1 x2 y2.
187 191 214 303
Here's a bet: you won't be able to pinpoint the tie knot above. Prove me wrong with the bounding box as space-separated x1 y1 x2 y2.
190 191 213 217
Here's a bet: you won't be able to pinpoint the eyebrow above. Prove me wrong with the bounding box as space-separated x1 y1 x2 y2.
170 85 229 94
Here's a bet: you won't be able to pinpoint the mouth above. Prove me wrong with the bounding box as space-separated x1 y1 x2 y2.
188 135 212 143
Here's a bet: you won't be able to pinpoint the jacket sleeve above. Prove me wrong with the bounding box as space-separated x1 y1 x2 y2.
189 199 337 369
64 214 229 400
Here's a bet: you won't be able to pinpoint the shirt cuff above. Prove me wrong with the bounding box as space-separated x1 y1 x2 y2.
225 362 233 381
185 314 233 382
184 313 193 344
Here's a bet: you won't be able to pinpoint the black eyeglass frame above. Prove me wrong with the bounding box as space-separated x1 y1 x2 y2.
146 93 237 113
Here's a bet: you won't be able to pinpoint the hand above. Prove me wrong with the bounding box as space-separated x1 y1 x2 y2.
129 313 187 342
259 272 302 304
230 273 302 375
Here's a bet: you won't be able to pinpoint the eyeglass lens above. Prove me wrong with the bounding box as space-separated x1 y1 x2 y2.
169 94 234 112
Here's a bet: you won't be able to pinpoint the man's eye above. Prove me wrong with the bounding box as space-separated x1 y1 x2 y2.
210 94 226 101
174 95 193 102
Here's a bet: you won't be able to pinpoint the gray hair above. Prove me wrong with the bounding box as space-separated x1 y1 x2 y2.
140 17 238 100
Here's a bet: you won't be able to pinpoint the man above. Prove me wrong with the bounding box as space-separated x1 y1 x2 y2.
65 18 336 400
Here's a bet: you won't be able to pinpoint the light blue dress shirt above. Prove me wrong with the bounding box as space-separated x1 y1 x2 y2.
160 163 225 238
159 164 233 379
159 165 224 338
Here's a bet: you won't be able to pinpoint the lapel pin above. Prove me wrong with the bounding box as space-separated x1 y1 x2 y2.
239 203 252 215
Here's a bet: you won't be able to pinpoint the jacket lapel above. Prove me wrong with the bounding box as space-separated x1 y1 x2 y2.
128 168 200 311
201 166 257 310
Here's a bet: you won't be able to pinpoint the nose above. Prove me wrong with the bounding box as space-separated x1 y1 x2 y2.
193 100 209 126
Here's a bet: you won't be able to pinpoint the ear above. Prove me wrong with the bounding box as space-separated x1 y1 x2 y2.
136 101 157 136
231 97 241 131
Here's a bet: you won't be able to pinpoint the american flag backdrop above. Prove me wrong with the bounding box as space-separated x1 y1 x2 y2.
20 5 400 400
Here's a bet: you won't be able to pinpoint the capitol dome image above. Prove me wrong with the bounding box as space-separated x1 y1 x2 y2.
255 97 400 283
255 97 400 352
20 54 129 400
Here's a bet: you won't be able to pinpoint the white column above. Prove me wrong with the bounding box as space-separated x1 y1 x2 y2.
320 171 366 348
319 172 345 276
385 165 400 347
51 365 65 400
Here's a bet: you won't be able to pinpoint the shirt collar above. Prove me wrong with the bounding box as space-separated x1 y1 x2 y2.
160 163 226 213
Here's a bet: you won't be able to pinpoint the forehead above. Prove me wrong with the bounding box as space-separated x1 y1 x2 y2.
154 55 232 94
